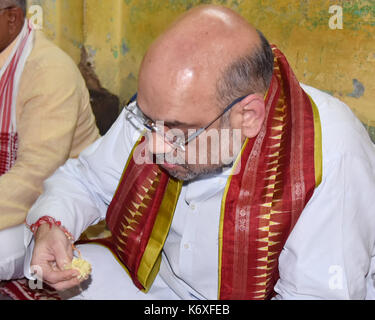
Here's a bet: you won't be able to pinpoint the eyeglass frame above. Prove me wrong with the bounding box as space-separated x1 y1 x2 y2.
125 94 248 151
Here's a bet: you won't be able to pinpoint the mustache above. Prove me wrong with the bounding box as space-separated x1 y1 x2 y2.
154 152 187 166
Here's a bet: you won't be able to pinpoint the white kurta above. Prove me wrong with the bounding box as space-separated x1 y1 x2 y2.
24 84 375 300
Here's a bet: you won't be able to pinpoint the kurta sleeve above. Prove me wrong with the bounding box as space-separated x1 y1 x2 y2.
26 109 141 237
23 109 141 278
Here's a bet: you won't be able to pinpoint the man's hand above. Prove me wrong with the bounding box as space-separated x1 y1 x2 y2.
30 224 82 291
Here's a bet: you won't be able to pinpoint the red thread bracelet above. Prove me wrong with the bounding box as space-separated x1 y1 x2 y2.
25 216 81 257
26 216 73 240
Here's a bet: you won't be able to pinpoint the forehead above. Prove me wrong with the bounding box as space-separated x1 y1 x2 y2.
136 86 220 128
137 66 221 127
137 38 229 124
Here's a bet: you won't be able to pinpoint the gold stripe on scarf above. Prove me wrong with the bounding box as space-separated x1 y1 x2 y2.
137 177 182 292
309 96 323 186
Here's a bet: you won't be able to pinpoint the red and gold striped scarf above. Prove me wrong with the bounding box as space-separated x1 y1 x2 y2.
218 46 322 299
0 21 34 176
83 46 322 299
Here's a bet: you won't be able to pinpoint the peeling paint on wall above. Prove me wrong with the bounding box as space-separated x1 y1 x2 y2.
348 79 365 98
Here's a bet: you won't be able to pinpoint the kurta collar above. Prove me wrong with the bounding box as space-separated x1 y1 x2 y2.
184 166 232 204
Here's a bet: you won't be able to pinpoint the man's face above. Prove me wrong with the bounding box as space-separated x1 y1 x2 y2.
154 120 243 181
0 6 24 53
136 93 244 182
135 30 247 181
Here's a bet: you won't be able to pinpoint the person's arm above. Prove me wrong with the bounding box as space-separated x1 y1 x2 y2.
24 109 141 289
0 63 98 230
274 153 375 299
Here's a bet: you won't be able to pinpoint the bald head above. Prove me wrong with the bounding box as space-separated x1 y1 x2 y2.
137 5 273 126
136 5 274 181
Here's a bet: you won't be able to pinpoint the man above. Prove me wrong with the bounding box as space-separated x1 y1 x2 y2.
25 5 375 299
0 0 99 280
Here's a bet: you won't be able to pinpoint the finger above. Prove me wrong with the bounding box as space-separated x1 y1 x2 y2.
50 276 82 292
43 268 80 285
54 243 74 271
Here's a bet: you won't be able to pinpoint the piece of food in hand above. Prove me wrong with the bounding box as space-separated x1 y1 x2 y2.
64 257 92 280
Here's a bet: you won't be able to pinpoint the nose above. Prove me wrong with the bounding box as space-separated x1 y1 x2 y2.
147 132 174 155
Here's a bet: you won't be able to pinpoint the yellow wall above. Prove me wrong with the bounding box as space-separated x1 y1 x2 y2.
27 0 84 63
26 0 375 139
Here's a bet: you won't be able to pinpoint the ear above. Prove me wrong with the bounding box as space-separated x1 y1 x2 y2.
237 93 266 138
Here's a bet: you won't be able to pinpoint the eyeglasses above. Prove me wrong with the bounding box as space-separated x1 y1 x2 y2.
125 94 247 151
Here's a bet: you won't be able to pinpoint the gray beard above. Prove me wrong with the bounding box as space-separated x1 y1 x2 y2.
155 153 235 181
154 121 241 181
